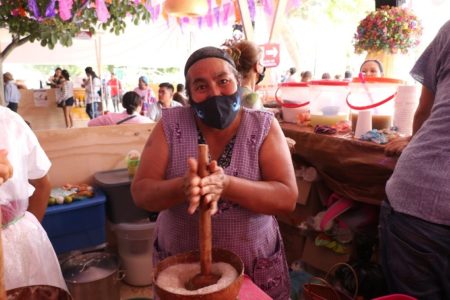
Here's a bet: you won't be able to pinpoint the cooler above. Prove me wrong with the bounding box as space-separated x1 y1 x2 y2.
94 168 149 224
42 189 106 254
347 77 404 130
309 80 350 126
275 82 310 123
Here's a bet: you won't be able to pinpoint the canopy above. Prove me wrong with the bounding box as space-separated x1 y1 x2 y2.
1 20 231 68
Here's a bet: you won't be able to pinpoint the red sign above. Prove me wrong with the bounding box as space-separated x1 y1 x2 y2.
260 43 280 68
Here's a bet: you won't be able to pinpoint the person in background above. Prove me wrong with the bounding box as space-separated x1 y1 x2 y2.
88 91 152 126
300 71 312 82
172 83 189 106
344 70 353 81
360 59 383 78
134 76 156 115
0 106 69 296
321 72 331 79
131 46 297 300
334 74 342 80
56 69 75 128
82 67 101 119
107 71 122 112
47 67 62 88
285 67 297 82
224 39 266 109
3 72 21 113
381 20 450 298
146 82 181 122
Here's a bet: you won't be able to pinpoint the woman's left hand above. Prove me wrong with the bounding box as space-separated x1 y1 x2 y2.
199 160 228 215
0 149 13 185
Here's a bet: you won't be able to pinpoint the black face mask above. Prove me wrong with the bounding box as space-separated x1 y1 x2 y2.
191 90 241 129
256 66 266 85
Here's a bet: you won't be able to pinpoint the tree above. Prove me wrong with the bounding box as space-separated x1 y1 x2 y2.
0 0 151 105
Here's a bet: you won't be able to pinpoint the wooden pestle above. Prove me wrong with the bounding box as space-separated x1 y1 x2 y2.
185 144 221 290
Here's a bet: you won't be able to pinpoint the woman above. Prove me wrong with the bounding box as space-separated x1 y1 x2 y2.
225 40 266 109
131 46 297 300
360 59 384 78
0 106 69 297
133 75 156 115
88 91 152 126
56 69 75 128
82 66 101 119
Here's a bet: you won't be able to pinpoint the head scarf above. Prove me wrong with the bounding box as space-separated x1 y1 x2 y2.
184 46 236 76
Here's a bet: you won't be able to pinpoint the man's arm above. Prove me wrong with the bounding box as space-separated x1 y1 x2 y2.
385 85 435 156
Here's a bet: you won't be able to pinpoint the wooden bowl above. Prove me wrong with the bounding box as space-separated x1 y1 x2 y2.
154 248 244 300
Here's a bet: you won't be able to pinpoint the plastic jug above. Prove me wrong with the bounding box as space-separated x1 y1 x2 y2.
309 80 350 126
275 82 310 123
347 77 404 130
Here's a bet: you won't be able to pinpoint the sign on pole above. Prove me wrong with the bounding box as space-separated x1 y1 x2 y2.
260 43 280 68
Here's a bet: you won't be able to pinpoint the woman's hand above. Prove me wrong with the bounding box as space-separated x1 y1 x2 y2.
184 158 227 215
0 149 13 185
385 136 411 156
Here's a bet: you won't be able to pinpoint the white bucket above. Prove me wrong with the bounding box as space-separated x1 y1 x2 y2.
275 82 310 123
113 220 156 286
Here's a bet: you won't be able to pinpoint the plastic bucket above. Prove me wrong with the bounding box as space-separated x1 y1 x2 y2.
347 77 404 130
309 80 350 126
113 220 156 286
275 82 310 123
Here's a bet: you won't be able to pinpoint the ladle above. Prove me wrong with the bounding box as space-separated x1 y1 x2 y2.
185 144 221 290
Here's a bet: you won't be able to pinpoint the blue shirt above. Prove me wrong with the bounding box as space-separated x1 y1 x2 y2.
386 20 450 226
4 81 21 104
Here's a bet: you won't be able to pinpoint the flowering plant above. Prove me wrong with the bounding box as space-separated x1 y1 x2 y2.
353 6 423 54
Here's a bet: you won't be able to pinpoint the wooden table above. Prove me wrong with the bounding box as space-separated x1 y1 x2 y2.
281 123 397 206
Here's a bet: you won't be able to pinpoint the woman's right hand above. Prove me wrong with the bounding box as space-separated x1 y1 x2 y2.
0 149 13 185
184 158 202 214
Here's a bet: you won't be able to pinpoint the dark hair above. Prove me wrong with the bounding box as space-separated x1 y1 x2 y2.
344 71 352 79
225 40 261 79
61 69 70 80
159 82 174 92
176 83 184 92
360 59 384 74
122 91 142 114
55 67 62 72
85 66 98 78
289 67 296 75
321 72 331 79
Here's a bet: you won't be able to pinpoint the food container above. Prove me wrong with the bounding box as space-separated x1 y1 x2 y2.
347 77 404 130
309 80 350 126
61 252 123 300
275 82 310 123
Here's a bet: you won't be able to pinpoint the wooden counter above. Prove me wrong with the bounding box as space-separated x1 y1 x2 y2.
281 123 397 205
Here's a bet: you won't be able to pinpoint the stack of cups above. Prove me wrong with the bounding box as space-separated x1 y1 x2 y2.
354 110 372 138
394 85 419 135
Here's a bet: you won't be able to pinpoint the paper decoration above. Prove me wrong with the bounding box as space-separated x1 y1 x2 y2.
59 0 74 21
95 0 110 22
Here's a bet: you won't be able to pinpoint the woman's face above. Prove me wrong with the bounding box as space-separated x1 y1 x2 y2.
360 61 382 78
187 58 238 103
138 80 147 89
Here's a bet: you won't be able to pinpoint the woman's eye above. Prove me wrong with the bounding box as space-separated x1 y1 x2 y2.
194 84 207 92
219 78 230 85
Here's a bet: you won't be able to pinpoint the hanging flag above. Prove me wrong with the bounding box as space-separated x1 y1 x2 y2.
45 0 57 17
59 0 74 21
222 2 231 26
213 6 220 26
248 0 255 21
95 0 110 22
28 0 40 18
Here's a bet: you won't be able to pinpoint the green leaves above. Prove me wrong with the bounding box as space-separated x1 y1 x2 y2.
0 1 152 61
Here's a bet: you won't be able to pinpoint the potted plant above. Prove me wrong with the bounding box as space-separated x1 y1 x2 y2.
353 6 423 77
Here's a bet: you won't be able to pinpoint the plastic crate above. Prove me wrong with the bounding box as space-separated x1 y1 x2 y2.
42 189 106 254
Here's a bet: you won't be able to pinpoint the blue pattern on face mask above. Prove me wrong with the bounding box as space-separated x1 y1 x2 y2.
232 96 240 111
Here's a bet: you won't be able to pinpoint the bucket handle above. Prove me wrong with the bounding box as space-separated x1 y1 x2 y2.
275 87 310 108
346 92 396 110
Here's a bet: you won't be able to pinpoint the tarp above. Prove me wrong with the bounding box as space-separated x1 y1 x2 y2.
1 20 230 68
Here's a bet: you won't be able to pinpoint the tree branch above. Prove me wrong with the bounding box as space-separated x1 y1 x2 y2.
0 35 31 63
